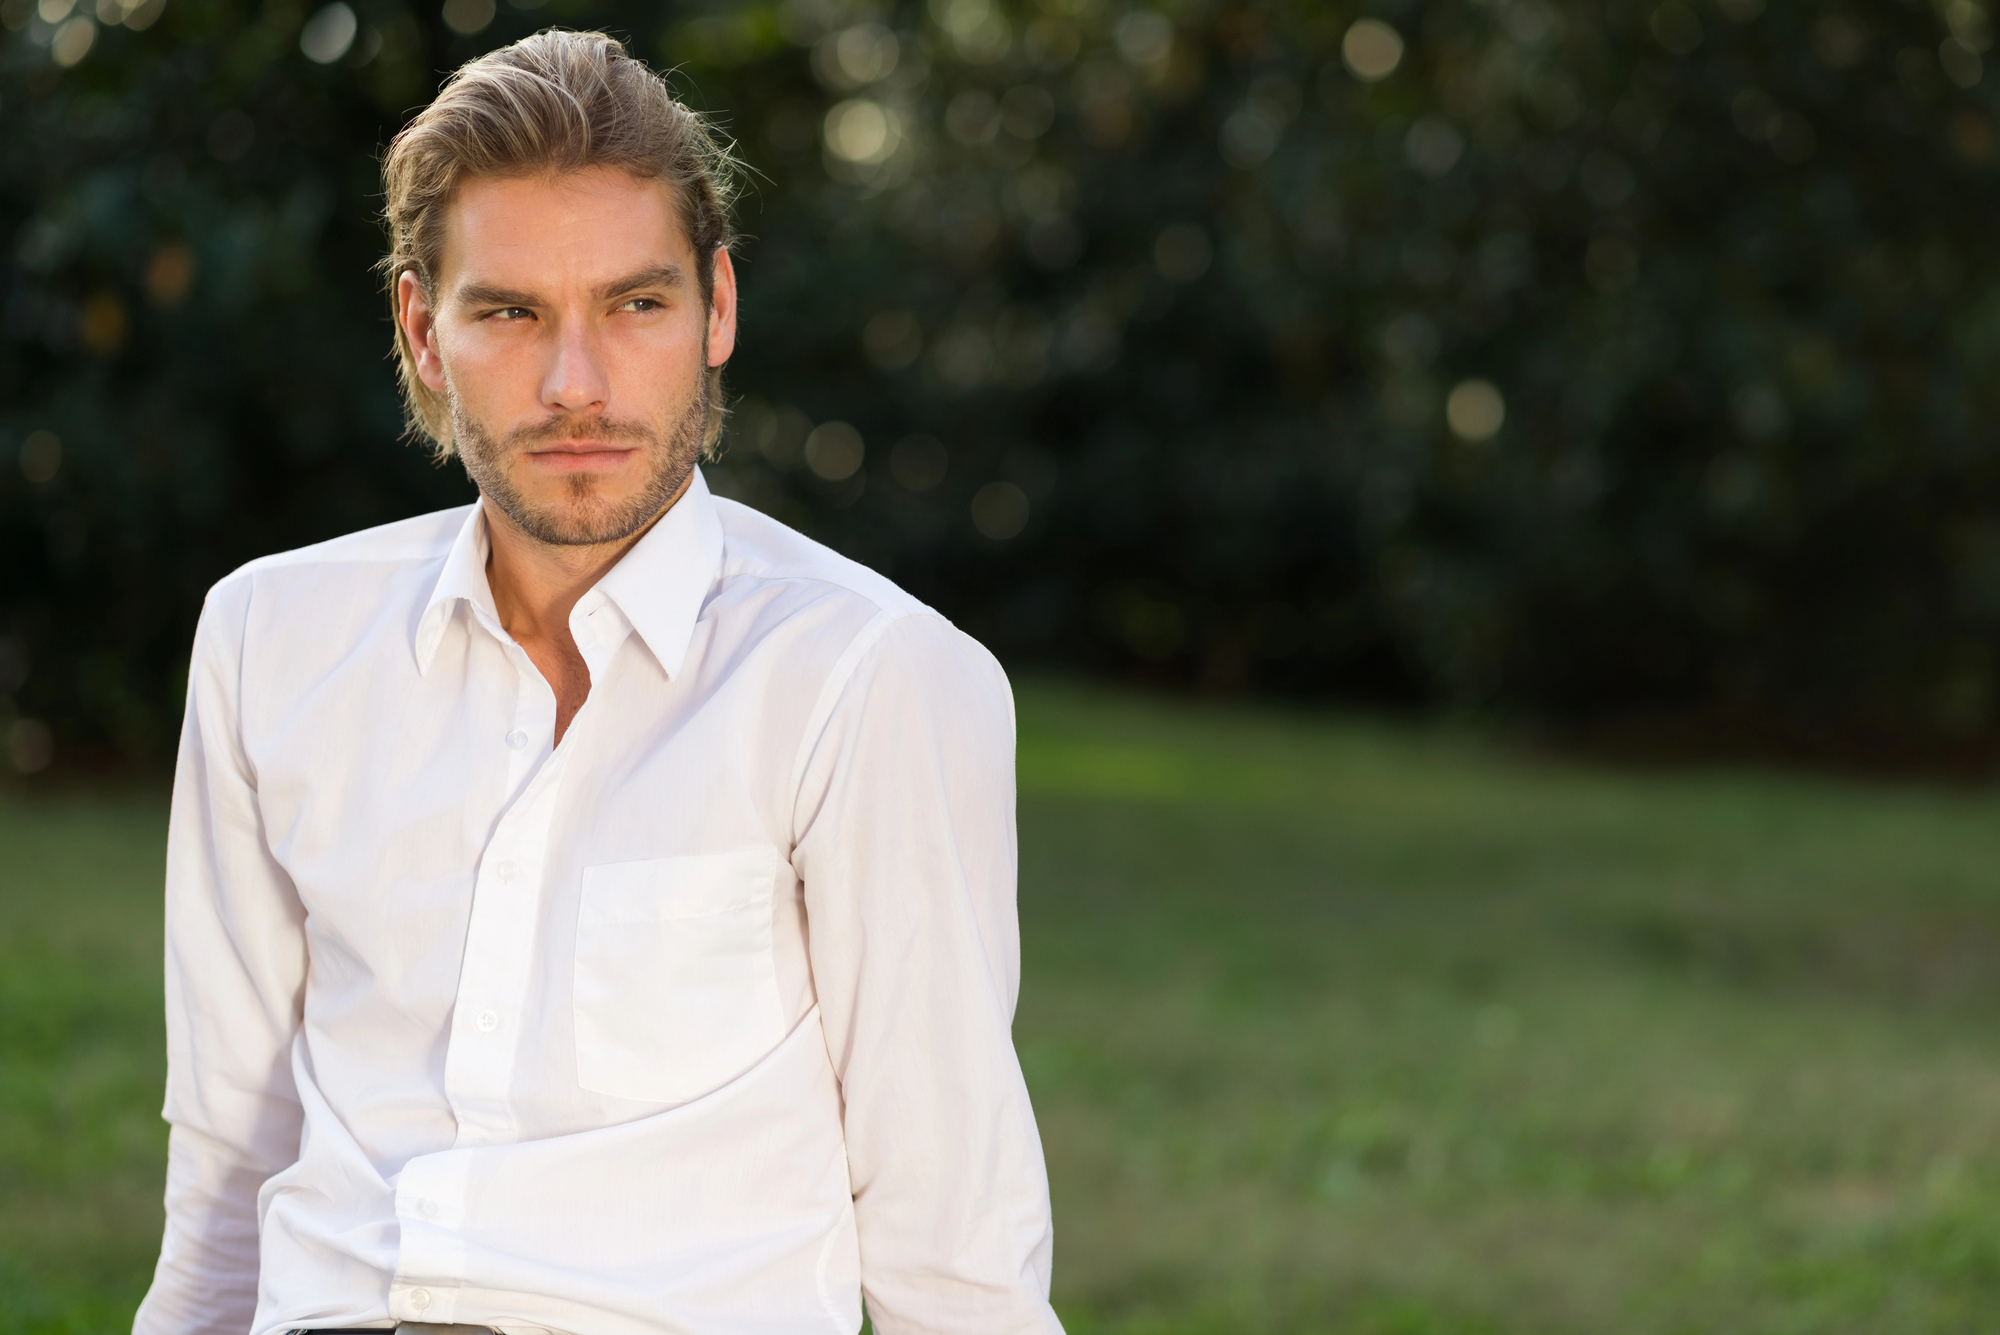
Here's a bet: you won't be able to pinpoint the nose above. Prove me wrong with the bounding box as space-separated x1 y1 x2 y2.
540 315 610 415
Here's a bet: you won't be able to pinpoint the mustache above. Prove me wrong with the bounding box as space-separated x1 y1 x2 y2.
507 414 658 448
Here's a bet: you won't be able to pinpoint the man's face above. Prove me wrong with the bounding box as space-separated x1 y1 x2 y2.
397 167 737 547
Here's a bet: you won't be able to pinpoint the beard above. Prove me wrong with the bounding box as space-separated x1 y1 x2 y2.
450 375 708 548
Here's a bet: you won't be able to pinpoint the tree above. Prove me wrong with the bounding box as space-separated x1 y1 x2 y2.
6 0 2000 769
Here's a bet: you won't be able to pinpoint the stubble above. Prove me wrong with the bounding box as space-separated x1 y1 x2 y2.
450 375 707 548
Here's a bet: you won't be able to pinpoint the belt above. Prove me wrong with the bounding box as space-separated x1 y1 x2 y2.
286 1326 501 1334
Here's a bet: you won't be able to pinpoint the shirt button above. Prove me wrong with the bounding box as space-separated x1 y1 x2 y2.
417 1197 438 1218
476 1009 499 1032
505 729 529 749
410 1287 432 1310
496 860 519 881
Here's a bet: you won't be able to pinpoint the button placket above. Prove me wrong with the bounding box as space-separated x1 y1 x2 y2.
442 763 564 1146
390 1149 471 1317
497 636 554 783
391 1278 458 1325
440 639 564 1147
437 592 607 1140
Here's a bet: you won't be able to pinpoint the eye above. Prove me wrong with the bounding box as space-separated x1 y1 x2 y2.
488 306 533 321
619 297 661 313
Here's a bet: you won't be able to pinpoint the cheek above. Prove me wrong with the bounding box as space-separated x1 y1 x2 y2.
442 327 533 395
609 322 706 388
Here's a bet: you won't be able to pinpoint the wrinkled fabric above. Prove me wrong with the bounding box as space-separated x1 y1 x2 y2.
136 470 1061 1335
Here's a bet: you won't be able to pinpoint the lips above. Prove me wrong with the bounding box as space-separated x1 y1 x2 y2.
523 442 637 472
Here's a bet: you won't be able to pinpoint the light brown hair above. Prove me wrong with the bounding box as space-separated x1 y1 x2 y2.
379 29 739 460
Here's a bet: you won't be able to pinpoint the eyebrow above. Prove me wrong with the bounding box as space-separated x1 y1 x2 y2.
455 282 541 310
452 264 687 312
594 263 686 301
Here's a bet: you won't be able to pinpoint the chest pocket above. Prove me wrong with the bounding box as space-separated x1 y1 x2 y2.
572 848 787 1104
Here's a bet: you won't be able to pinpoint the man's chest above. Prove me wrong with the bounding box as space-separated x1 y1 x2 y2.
240 619 820 1114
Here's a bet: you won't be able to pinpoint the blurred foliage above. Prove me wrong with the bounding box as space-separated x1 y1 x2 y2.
8 0 2000 764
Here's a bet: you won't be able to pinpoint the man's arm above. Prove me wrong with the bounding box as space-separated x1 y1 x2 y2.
135 581 308 1335
792 613 1063 1335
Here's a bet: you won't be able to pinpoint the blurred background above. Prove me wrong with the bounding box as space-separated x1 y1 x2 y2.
12 0 2000 1330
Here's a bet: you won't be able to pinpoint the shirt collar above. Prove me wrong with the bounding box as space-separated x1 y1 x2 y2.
593 465 723 680
414 503 497 675
413 466 724 680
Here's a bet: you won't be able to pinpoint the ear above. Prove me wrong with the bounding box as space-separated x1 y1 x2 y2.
397 270 449 393
706 248 738 368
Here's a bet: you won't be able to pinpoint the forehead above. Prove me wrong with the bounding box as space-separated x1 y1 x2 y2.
438 168 688 290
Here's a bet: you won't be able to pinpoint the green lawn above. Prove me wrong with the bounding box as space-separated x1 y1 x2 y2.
12 681 2000 1331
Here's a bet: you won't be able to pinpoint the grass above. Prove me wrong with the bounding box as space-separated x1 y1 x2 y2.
13 680 2000 1330
0 791 173 1332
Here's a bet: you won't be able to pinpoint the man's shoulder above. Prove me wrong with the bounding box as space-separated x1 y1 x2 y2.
209 505 474 601
708 497 1011 731
711 496 932 624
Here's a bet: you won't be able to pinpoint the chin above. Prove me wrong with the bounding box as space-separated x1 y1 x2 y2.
500 479 677 548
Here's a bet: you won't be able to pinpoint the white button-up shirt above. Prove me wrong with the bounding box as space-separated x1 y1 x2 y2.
134 470 1061 1335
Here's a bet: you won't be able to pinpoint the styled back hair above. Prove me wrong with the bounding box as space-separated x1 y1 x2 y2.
380 29 738 459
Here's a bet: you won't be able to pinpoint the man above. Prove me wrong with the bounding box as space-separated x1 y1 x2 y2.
135 30 1061 1335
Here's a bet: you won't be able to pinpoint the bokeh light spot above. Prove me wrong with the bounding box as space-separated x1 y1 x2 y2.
1404 117 1464 177
836 23 897 83
80 292 128 355
863 309 923 370
1114 10 1172 68
300 3 358 63
146 242 196 306
1341 20 1403 81
1650 3 1703 55
1220 106 1281 167
824 99 900 164
804 421 865 481
1941 37 1983 88
440 0 493 36
49 14 95 66
971 481 1030 539
931 0 1009 63
1446 380 1507 442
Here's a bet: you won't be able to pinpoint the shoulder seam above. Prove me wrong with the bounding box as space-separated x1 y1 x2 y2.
782 608 909 849
712 498 932 618
213 506 473 587
717 562 932 620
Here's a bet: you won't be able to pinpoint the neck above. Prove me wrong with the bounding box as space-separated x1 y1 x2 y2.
482 473 691 643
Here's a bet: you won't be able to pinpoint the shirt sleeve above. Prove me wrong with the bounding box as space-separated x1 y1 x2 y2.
134 579 309 1335
791 613 1063 1335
